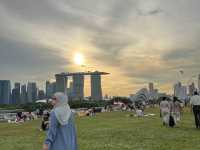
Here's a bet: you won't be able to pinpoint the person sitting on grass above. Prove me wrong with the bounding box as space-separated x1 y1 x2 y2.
43 92 78 150
41 111 50 131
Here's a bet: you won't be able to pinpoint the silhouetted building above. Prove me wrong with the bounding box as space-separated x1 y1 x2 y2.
0 80 11 104
46 81 51 98
55 74 67 94
46 81 56 98
27 82 37 103
55 71 109 101
72 74 84 100
91 74 102 101
11 88 17 104
12 82 21 104
67 81 73 100
149 83 154 93
174 82 187 101
21 84 27 104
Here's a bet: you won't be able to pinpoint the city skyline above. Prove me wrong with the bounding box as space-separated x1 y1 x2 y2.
0 76 200 105
1 0 200 96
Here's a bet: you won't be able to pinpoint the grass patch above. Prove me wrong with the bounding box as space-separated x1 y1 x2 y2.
0 108 199 150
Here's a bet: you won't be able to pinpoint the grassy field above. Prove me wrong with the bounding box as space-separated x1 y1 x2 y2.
0 108 200 150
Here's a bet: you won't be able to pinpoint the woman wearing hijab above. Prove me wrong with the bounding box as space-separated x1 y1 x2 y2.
43 92 78 150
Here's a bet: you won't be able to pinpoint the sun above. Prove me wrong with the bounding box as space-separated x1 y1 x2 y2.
74 52 85 66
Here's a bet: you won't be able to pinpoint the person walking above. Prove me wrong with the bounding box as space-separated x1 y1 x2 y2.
172 97 182 123
43 92 78 150
160 97 170 126
190 91 200 129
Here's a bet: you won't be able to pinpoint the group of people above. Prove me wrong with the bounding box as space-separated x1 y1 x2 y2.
41 91 200 150
160 91 200 129
160 96 182 127
13 111 36 123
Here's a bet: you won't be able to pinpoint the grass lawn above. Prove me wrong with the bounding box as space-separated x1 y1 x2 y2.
0 108 200 150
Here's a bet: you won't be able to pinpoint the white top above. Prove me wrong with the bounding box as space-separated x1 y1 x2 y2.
190 95 200 106
160 100 170 114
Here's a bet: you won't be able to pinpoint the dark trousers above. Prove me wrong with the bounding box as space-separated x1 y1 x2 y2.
193 105 200 128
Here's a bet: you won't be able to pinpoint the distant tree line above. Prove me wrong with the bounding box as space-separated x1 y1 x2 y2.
0 96 133 112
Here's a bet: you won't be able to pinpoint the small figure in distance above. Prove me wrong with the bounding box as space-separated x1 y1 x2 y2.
190 91 200 129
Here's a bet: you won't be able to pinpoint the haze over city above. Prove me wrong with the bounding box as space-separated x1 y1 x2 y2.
1 0 200 96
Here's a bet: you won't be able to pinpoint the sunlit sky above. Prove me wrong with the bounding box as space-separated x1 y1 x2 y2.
0 0 200 96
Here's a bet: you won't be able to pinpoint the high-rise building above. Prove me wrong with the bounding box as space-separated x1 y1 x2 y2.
11 88 17 104
72 74 84 100
51 82 56 96
55 74 67 94
174 82 187 101
148 82 158 100
149 82 154 93
46 81 56 98
68 81 73 100
55 71 109 101
11 83 21 104
0 80 11 104
21 84 27 104
27 82 37 103
174 82 181 97
46 81 51 98
91 74 102 101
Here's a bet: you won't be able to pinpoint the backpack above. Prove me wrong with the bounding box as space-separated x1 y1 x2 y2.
169 115 175 127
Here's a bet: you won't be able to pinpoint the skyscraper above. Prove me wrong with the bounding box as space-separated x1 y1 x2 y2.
91 74 102 101
0 80 11 104
68 81 73 100
21 84 27 104
11 88 17 104
46 81 51 98
174 82 182 97
27 82 37 103
149 82 154 93
12 82 20 104
46 81 56 98
174 82 187 101
72 74 84 100
55 74 68 94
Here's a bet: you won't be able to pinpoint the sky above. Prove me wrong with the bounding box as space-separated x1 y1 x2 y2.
0 0 200 96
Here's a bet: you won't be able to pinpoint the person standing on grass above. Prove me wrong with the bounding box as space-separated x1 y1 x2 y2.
160 97 170 126
43 92 78 150
172 97 182 123
190 91 200 129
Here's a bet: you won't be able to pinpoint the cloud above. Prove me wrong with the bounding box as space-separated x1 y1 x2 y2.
163 49 200 61
0 37 68 80
0 0 200 95
138 8 163 16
